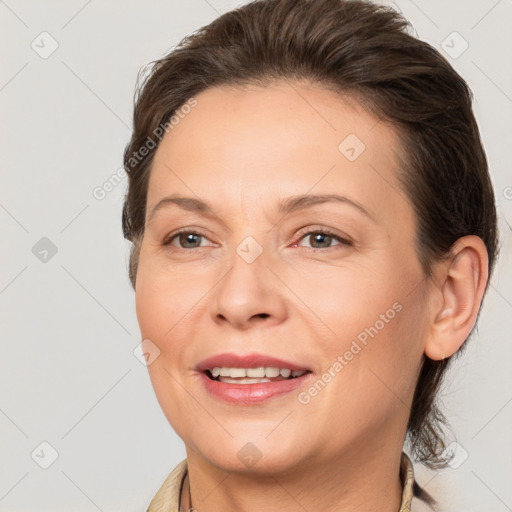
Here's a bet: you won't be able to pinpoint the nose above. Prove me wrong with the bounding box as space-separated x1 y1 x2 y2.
211 247 288 330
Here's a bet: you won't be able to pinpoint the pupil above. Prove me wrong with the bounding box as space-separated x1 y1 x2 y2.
312 233 331 248
181 233 200 248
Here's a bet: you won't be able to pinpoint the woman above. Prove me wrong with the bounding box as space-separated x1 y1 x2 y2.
122 0 498 510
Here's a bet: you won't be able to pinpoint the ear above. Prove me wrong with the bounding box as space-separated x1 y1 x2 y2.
424 235 489 361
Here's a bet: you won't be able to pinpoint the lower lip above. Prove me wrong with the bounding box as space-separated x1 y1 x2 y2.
199 372 313 404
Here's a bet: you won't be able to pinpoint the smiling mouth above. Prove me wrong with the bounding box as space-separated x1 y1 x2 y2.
205 366 311 384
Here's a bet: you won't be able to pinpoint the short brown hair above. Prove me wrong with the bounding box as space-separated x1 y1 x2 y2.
122 0 499 468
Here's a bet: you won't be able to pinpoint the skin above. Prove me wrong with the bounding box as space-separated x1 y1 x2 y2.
134 80 489 511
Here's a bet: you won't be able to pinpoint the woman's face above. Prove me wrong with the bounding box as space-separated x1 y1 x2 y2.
135 81 430 473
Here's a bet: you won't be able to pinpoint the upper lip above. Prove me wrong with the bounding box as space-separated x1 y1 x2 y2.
196 352 311 372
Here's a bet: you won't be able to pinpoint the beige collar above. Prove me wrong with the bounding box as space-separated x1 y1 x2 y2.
147 452 421 512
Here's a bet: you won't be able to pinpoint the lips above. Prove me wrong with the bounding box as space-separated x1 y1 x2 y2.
195 352 314 403
196 352 311 373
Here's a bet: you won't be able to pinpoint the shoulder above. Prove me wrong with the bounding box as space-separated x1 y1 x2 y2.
146 458 188 512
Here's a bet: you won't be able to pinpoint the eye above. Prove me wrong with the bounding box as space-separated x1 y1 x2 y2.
162 228 352 251
294 229 352 250
163 230 213 249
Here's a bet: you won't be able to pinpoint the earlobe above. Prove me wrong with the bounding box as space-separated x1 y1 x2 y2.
424 236 489 361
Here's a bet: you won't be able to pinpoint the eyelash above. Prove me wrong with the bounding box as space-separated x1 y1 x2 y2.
162 227 353 251
294 227 353 250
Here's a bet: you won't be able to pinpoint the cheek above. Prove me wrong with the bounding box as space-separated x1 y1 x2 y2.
289 260 424 399
135 257 220 381
337 282 426 409
135 256 203 338
283 258 403 343
134 264 201 429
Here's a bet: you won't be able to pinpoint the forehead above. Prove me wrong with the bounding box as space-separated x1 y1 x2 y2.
147 80 409 223
156 81 392 158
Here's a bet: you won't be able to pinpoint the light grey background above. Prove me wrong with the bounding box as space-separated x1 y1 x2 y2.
1 1 511 510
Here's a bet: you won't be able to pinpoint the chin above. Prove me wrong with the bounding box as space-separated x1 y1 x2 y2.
184 432 311 476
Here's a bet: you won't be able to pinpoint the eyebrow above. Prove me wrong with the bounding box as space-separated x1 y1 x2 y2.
148 193 374 223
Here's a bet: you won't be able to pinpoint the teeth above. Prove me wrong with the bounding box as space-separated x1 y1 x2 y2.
229 368 246 378
264 367 280 378
218 377 272 384
209 366 307 380
246 366 265 378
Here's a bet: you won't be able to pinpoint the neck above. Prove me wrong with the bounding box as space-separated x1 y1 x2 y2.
182 443 404 512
